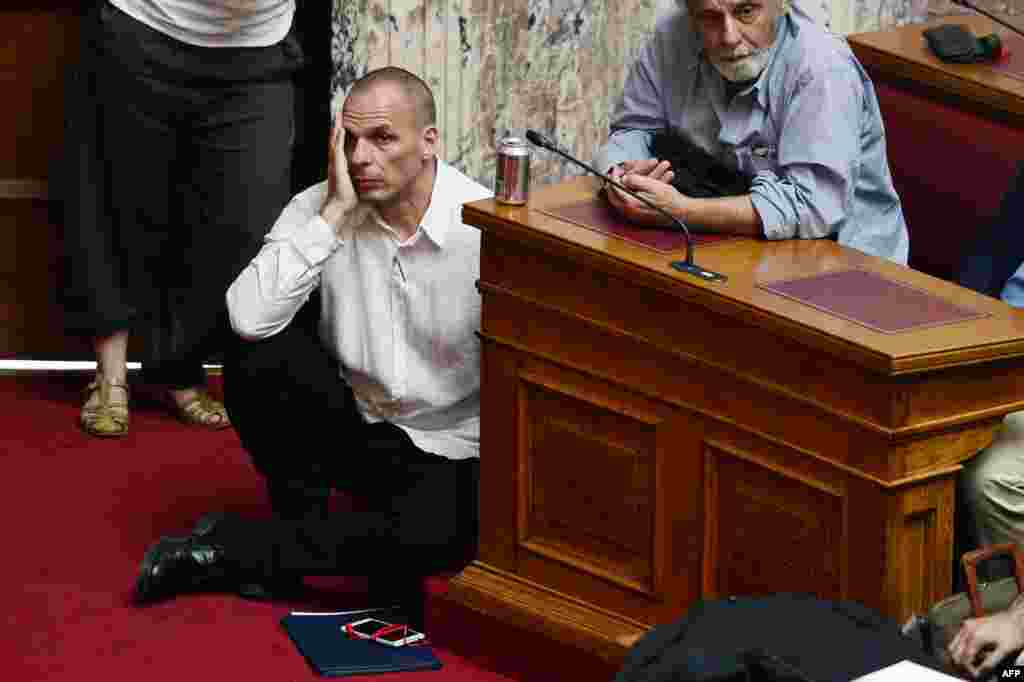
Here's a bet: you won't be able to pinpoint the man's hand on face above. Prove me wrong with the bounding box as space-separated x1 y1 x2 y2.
948 609 1024 679
320 114 364 232
605 159 684 228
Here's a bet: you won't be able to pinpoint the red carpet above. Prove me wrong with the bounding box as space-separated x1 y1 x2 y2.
0 372 615 681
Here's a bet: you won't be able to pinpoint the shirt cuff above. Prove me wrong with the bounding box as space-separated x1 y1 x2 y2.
749 188 792 241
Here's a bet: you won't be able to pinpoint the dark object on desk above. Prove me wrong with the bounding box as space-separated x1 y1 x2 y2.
649 129 752 199
280 610 442 677
613 593 942 682
924 24 1004 63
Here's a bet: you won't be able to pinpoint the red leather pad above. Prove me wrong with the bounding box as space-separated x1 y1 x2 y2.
539 197 737 253
759 268 988 334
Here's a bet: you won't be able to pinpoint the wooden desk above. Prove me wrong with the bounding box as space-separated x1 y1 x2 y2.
443 177 1024 662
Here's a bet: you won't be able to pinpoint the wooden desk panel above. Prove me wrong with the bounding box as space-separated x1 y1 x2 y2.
445 177 1024 662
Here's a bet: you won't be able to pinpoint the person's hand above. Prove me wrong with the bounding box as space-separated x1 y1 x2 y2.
606 164 686 228
611 158 675 183
948 609 1024 678
320 113 363 231
606 158 674 203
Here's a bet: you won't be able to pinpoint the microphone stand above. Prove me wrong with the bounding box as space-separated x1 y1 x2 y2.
524 129 727 283
950 0 1024 42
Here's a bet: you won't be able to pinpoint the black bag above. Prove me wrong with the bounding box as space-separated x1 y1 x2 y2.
649 129 752 199
923 24 984 63
614 593 944 682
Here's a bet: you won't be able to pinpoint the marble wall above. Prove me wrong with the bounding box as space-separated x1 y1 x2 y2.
331 0 659 189
329 0 1022 188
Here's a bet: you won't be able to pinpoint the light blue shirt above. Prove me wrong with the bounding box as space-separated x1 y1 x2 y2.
595 9 909 265
1002 262 1024 308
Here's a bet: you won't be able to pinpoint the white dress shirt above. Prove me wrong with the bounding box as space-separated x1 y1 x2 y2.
227 159 492 460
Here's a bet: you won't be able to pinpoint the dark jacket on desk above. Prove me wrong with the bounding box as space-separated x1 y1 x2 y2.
648 129 751 199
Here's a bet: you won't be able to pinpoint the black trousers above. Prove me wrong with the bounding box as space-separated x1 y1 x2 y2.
221 309 480 580
62 2 299 388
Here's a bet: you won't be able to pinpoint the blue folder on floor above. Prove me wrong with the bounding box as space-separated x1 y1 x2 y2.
280 610 442 677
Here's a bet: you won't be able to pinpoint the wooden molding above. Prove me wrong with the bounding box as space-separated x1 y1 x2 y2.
444 562 648 663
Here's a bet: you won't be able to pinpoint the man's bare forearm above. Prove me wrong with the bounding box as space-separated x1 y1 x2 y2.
677 194 762 237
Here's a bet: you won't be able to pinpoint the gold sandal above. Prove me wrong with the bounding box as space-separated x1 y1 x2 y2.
171 390 231 430
80 379 130 437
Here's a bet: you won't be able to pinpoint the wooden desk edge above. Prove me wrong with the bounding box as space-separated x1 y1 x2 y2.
464 201 1024 377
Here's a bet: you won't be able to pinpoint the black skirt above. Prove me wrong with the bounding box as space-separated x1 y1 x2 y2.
59 2 302 387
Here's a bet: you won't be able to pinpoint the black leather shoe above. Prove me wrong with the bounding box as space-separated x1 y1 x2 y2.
134 533 231 604
134 513 239 604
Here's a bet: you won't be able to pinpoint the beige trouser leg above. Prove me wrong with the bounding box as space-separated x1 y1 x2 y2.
960 411 1024 577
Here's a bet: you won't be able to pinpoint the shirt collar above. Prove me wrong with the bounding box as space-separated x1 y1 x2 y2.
416 158 449 248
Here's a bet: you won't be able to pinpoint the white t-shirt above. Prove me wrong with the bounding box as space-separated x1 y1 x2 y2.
109 0 295 48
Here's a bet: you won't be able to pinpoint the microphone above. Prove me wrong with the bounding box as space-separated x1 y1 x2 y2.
950 0 1024 54
524 129 727 283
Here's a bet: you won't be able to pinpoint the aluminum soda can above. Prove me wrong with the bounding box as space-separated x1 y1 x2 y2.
494 135 530 205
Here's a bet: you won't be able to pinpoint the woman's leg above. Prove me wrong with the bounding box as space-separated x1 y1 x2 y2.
161 63 295 426
62 6 139 436
80 330 130 436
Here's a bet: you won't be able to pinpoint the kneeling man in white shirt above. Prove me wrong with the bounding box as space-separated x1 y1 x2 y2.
133 67 491 624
